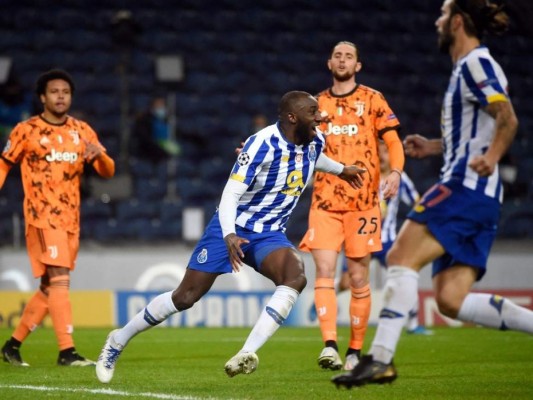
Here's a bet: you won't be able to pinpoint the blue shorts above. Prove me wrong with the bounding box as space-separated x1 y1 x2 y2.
407 179 500 280
188 212 295 274
371 241 393 267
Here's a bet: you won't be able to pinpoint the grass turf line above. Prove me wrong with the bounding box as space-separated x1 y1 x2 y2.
0 327 532 400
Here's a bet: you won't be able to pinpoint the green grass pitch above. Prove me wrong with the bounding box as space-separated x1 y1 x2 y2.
1 326 532 399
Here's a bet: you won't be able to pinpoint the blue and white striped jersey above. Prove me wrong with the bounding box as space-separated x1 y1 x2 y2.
380 172 419 244
440 45 509 202
229 122 325 233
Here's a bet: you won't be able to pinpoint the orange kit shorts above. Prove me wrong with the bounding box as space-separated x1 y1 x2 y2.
26 225 79 277
299 206 382 258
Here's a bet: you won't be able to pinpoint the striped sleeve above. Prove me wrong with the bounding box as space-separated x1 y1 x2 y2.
462 56 508 106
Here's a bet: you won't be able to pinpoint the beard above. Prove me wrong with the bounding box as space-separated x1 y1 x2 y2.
295 124 316 146
332 69 354 82
438 19 454 54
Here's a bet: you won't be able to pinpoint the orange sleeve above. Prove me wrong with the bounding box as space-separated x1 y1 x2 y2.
382 130 404 172
0 158 12 189
92 152 115 179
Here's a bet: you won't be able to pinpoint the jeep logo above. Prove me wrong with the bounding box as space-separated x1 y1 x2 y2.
45 149 78 163
325 122 359 136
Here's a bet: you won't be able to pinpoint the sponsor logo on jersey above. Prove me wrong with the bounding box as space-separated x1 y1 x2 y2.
45 148 79 163
324 122 359 136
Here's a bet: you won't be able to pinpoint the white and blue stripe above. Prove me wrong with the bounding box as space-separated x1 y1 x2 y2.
440 45 508 202
380 173 419 244
229 123 324 233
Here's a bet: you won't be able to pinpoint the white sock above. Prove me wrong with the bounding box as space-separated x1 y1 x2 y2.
370 266 419 364
114 291 178 347
240 285 299 353
406 295 420 331
458 293 533 333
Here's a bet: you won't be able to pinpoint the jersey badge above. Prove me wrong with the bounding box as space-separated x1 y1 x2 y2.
354 101 365 117
69 130 80 145
307 144 316 162
237 152 251 166
197 248 208 264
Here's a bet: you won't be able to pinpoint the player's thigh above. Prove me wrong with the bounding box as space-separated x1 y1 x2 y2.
299 209 344 252
26 225 73 277
260 247 305 288
386 219 445 270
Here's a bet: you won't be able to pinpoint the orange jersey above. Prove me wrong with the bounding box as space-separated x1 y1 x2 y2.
312 85 400 211
1 115 105 233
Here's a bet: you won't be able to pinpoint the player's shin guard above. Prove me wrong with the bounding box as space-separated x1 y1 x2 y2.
114 291 178 347
12 289 49 343
48 276 74 350
458 293 533 333
315 278 337 343
370 266 419 364
348 284 371 350
241 285 299 353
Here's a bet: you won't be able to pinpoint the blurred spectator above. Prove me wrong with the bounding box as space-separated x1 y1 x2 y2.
0 73 33 141
130 96 180 163
251 113 268 133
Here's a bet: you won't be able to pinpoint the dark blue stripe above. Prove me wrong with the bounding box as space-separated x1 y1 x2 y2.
143 308 161 326
462 61 486 104
266 306 285 325
451 74 462 165
479 57 506 96
379 308 405 319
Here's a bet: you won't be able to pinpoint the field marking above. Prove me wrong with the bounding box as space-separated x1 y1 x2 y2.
0 384 221 400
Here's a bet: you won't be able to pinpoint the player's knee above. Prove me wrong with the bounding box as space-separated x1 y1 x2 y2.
171 290 196 312
285 272 307 293
435 294 460 319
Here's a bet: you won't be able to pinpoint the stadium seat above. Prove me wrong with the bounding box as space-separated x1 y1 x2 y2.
133 178 168 201
116 198 159 221
81 198 113 220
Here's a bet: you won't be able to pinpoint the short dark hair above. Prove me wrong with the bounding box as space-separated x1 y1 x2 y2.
35 69 75 96
278 90 312 116
330 41 360 60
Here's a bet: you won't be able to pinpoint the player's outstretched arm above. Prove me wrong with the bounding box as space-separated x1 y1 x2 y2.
338 165 366 189
404 134 442 159
315 152 366 189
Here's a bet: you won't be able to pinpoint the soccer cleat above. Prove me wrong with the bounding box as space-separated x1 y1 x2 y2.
407 326 434 335
317 347 343 370
57 348 96 366
343 353 360 371
224 352 259 377
2 340 30 367
331 355 397 388
96 329 124 383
